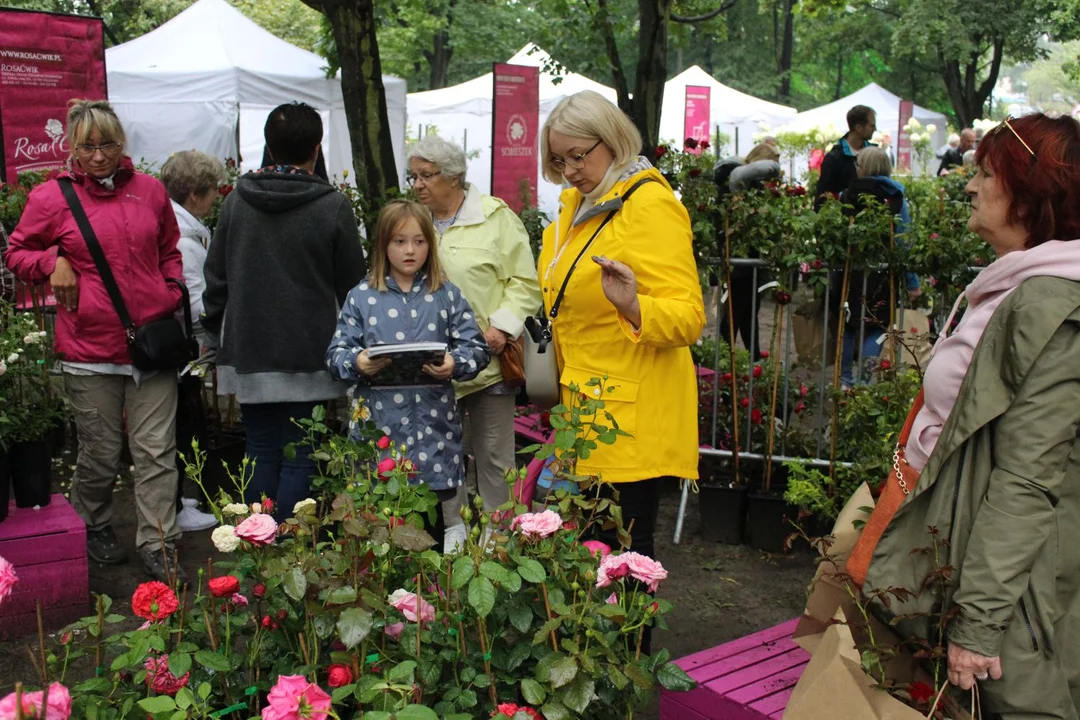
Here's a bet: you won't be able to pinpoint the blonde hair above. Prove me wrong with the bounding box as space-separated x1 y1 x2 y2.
744 143 780 164
540 90 642 184
369 200 445 293
160 151 227 205
856 147 892 178
67 99 126 151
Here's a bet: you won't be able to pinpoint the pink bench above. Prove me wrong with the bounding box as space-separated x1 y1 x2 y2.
0 494 89 640
514 413 549 446
660 618 809 720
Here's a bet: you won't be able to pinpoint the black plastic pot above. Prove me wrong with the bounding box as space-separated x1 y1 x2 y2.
0 450 10 523
698 482 749 545
10 438 52 508
746 492 802 553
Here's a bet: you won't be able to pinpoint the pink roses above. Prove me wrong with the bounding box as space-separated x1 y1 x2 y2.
235 513 278 546
0 682 71 719
511 510 563 539
144 656 190 695
581 540 611 557
262 675 332 720
597 551 668 592
388 589 436 623
0 555 17 604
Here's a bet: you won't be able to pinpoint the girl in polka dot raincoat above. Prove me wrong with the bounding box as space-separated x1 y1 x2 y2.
326 200 490 498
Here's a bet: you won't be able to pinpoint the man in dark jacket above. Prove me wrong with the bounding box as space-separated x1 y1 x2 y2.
937 128 975 176
202 102 366 518
814 104 876 209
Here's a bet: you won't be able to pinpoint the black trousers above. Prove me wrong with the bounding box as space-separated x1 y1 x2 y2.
592 477 665 654
175 375 208 511
719 273 762 360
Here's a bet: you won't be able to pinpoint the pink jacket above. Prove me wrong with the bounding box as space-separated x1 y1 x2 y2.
4 157 183 364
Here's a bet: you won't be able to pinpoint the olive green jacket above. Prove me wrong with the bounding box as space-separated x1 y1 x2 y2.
865 276 1080 711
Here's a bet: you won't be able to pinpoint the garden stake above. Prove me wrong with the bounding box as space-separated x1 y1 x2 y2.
829 252 853 483
888 220 898 366
24 646 43 687
764 307 785 492
476 617 498 708
36 601 48 684
723 215 742 483
177 584 189 647
634 625 645 661
452 590 466 656
298 632 311 666
540 583 558 652
13 683 22 720
94 596 105 674
415 574 423 659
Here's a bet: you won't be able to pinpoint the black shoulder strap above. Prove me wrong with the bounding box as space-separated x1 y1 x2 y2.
57 177 135 334
549 176 656 320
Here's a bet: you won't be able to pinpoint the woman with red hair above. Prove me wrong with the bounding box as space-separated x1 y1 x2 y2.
854 113 1080 715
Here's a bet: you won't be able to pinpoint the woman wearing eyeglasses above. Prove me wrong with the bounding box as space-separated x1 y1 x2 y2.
853 113 1080 715
537 91 705 650
405 135 541 552
4 100 188 585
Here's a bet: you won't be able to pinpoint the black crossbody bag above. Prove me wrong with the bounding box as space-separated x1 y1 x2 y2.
58 178 196 371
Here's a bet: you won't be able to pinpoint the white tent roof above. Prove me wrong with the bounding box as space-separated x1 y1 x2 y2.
659 66 797 156
106 0 407 182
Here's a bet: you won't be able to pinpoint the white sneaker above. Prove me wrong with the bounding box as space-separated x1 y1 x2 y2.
176 505 218 532
443 523 467 554
181 497 199 509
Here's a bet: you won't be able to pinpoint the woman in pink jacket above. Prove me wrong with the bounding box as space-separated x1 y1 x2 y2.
4 100 187 585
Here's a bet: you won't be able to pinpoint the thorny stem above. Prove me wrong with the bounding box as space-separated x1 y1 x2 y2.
539 583 558 652
476 618 498 708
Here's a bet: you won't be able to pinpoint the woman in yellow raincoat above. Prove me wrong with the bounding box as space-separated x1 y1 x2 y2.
537 90 705 568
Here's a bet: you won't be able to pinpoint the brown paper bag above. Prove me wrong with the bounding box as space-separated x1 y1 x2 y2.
793 483 875 653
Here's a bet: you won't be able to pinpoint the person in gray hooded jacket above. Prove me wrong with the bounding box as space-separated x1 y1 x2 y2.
201 102 366 519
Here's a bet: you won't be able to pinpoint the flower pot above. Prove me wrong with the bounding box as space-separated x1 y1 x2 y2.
10 438 52 508
746 492 801 553
698 482 748 545
0 451 10 523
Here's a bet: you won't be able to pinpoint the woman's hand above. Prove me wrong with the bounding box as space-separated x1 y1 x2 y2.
356 349 391 377
50 256 79 312
483 326 509 355
593 256 641 328
947 642 1002 689
423 353 455 380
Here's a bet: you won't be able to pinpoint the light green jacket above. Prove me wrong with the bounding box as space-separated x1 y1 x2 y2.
865 276 1080 716
438 183 541 399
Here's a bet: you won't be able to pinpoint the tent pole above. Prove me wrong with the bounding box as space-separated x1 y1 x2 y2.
463 128 468 154
235 102 241 166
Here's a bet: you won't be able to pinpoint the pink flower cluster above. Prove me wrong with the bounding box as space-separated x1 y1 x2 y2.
596 551 668 592
581 540 611 558
511 510 563 539
388 589 436 623
0 682 71 719
0 555 17 604
235 513 278 545
263 675 332 720
144 655 190 695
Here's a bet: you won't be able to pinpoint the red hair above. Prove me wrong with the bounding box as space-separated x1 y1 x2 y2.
975 113 1080 247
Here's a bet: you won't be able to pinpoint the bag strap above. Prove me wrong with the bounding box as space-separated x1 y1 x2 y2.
549 177 656 320
57 177 135 337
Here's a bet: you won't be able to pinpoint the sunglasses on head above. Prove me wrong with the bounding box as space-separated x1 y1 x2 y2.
997 116 1036 159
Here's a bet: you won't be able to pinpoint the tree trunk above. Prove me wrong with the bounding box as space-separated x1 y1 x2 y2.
778 0 795 99
425 30 453 89
633 0 671 158
939 38 1003 128
311 0 400 236
834 52 844 100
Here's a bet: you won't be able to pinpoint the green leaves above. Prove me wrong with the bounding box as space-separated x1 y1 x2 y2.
451 556 475 590
137 696 176 714
282 566 308 601
468 576 495 618
337 607 374 649
391 524 437 551
547 655 578 689
516 558 546 584
194 650 231 673
167 652 191 678
509 603 534 633
657 661 697 692
559 675 596 714
521 678 546 705
479 560 511 584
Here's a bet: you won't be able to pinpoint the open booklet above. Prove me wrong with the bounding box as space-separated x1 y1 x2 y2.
366 342 448 386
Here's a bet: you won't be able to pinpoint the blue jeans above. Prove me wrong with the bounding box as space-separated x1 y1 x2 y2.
841 328 885 387
241 402 320 520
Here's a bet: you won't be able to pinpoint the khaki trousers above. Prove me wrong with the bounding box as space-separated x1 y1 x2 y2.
443 392 516 526
65 372 180 551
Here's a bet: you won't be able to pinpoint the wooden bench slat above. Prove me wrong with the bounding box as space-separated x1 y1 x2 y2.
705 647 808 697
676 618 800 674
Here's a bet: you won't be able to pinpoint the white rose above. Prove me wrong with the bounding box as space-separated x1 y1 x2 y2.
0 361 6 376
292 498 316 515
251 502 262 514
211 525 240 553
38 331 47 338
222 503 249 516
926 123 937 134
22 334 38 345
7 353 18 363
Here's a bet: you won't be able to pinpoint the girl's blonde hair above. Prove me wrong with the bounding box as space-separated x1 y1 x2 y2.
369 200 445 293
540 90 642 184
744 143 780 164
67 99 126 151
856 146 892 178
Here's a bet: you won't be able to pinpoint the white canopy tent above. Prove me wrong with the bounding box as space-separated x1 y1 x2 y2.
407 44 617 218
659 66 797 157
105 0 407 184
781 83 948 175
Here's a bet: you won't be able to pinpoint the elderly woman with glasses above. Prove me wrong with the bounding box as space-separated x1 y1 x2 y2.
853 113 1080 716
5 99 188 584
537 91 705 651
406 135 541 552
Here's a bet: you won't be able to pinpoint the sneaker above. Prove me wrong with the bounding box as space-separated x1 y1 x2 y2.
176 505 218 532
181 497 199 509
86 527 128 565
140 546 188 586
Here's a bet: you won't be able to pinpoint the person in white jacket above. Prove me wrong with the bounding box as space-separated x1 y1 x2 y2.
160 150 226 532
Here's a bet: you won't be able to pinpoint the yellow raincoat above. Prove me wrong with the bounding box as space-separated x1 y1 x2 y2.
537 166 705 483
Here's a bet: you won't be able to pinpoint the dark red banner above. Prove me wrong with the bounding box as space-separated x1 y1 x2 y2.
491 63 539 213
0 9 106 184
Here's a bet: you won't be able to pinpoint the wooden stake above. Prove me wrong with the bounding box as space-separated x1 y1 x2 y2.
829 253 853 483
764 308 785 492
723 215 742 483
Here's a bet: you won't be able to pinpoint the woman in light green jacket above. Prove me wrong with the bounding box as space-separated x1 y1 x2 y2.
407 136 542 551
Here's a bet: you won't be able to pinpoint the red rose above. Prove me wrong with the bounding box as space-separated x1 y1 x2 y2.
226 157 237 169
262 498 274 514
752 365 763 378
327 664 354 688
799 384 809 397
697 203 707 212
388 516 404 529
699 140 710 150
908 681 936 704
132 581 179 622
253 583 266 598
261 615 273 628
377 458 397 478
654 145 669 159
812 259 824 270
684 137 699 150
377 436 391 450
539 412 551 428
794 402 806 414
879 359 891 370
773 290 791 305
740 397 750 408
760 350 770 359
882 396 889 402
208 575 240 598
689 168 702 178
750 409 763 425
722 372 733 382
276 609 287 620
218 184 233 197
